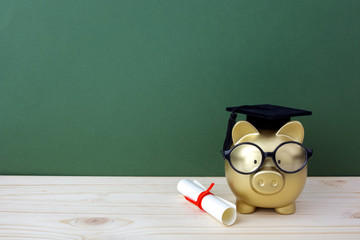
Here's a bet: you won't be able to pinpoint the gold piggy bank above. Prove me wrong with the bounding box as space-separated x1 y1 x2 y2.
223 105 313 215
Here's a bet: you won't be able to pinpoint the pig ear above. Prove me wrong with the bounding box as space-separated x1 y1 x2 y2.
276 121 304 143
232 121 259 144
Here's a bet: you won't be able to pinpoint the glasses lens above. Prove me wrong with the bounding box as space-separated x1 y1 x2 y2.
230 144 262 173
275 142 307 172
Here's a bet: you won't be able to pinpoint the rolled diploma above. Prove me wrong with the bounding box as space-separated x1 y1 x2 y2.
177 179 236 226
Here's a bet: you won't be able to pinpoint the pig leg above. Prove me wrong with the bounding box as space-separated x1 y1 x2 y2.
236 199 256 214
275 202 295 215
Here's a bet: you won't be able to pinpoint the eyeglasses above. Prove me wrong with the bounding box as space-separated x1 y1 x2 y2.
223 141 313 174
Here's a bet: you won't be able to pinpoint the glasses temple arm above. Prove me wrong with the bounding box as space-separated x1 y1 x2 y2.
307 148 313 158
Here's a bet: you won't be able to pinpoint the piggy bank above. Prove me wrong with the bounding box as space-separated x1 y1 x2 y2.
222 105 313 215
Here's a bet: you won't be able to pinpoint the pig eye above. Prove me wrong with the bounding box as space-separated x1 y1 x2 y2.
254 160 257 164
278 160 281 164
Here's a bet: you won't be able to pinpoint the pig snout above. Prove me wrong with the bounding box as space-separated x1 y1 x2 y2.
251 170 284 195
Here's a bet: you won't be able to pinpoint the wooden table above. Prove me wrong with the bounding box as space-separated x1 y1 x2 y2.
0 176 359 239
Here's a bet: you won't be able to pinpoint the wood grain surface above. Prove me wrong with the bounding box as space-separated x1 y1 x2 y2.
0 176 359 239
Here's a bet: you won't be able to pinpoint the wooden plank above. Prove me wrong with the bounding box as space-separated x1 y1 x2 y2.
0 176 359 239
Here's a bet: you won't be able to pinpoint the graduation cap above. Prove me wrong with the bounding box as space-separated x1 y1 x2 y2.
222 104 312 152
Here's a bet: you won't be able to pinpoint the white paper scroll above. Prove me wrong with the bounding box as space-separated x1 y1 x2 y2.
177 179 237 226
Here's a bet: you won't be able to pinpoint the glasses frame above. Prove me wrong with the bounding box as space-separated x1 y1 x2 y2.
223 141 313 175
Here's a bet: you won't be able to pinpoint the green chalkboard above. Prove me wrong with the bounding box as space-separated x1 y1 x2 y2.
0 0 359 176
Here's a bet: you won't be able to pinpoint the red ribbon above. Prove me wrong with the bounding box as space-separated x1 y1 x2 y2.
184 183 214 211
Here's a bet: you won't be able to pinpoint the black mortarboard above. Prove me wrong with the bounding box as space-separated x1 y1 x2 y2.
226 104 312 130
222 104 312 152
